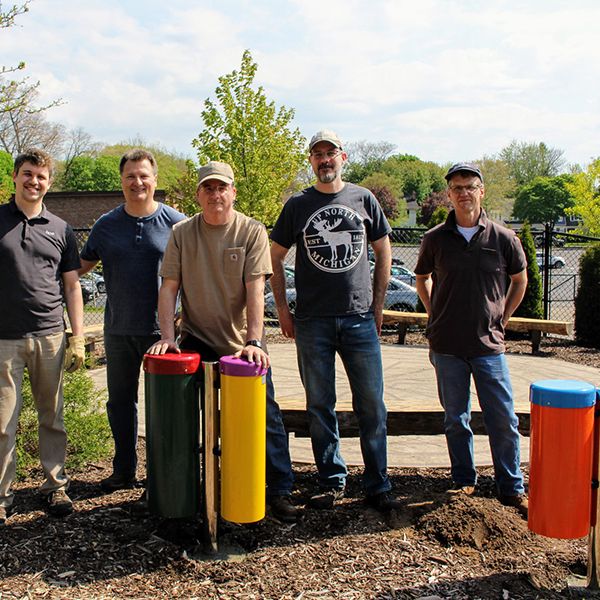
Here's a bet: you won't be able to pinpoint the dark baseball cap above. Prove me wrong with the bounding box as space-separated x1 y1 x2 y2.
445 163 484 183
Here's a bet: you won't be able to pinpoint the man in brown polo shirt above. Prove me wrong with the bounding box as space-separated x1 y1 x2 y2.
415 163 528 517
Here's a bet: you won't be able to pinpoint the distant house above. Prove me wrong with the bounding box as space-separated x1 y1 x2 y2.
41 189 168 229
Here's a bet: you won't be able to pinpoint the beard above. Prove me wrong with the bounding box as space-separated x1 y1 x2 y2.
317 166 338 184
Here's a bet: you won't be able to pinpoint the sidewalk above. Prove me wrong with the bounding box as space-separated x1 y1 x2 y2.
88 343 600 468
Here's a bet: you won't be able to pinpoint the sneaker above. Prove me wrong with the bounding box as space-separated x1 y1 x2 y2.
269 495 301 523
498 493 528 518
308 488 345 510
446 484 476 496
100 473 137 492
46 490 73 517
365 491 402 512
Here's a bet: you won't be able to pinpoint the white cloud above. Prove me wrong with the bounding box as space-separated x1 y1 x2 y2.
0 0 598 165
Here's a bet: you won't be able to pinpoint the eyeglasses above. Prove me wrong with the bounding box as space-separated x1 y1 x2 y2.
310 150 342 160
448 184 482 195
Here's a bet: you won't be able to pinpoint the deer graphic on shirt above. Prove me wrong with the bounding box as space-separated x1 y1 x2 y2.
313 218 353 263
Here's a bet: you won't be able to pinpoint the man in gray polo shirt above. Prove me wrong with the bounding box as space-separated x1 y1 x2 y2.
415 163 528 517
0 149 85 524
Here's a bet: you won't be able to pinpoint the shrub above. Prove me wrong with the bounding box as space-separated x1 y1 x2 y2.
16 369 112 479
575 243 600 348
515 222 543 319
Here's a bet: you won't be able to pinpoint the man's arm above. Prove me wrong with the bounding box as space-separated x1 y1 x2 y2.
270 241 294 339
239 275 270 369
415 273 433 315
62 269 85 372
78 259 99 277
146 277 181 355
371 235 392 335
502 269 528 327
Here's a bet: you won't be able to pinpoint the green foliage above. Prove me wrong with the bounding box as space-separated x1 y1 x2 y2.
565 158 600 236
500 140 566 186
427 205 449 229
474 156 516 216
16 369 111 478
60 155 122 191
512 175 575 225
0 149 13 202
360 172 405 221
381 157 446 204
515 222 543 319
165 159 200 216
420 190 452 225
575 243 600 348
343 140 396 184
191 50 306 226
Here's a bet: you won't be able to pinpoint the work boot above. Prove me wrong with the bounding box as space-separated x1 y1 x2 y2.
498 493 528 518
100 472 138 492
269 495 301 523
46 490 74 517
308 487 345 510
130 490 149 516
365 491 402 512
447 484 476 496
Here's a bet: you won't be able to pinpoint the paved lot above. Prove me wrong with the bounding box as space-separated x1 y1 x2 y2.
89 342 600 468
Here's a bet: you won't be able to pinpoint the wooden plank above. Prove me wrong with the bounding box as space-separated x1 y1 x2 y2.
506 317 573 336
282 409 530 438
201 362 220 554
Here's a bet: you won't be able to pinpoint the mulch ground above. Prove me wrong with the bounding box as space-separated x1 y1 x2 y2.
2 333 599 599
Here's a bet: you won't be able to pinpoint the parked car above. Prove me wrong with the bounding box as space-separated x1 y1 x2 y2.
533 234 565 248
369 263 416 285
265 266 295 295
368 247 404 266
264 277 418 320
535 251 566 269
79 272 106 304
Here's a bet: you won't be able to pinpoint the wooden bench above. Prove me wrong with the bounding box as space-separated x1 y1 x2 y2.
282 409 531 437
66 324 104 352
382 310 573 353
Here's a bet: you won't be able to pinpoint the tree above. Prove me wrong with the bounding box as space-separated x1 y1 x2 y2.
0 148 13 202
427 205 449 229
565 158 600 236
512 175 575 225
343 140 396 184
473 156 516 217
419 190 452 225
360 172 402 221
515 222 543 319
500 140 566 186
60 155 121 191
0 2 63 151
191 50 306 225
575 244 600 348
381 157 446 204
55 127 102 187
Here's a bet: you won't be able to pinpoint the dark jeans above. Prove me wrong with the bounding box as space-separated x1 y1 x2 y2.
180 334 294 497
105 333 160 478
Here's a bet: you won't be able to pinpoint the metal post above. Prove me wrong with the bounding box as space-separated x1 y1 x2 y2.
587 405 600 589
201 361 220 554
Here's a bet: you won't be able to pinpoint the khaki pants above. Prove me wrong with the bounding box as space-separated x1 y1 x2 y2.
0 332 69 507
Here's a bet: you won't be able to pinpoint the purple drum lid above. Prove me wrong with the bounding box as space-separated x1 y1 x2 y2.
219 354 268 377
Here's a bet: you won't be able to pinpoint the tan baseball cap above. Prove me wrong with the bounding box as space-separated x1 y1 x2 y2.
309 129 343 151
197 161 234 186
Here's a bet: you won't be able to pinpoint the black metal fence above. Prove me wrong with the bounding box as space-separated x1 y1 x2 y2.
73 225 600 332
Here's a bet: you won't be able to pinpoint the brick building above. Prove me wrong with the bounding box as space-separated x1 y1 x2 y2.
41 189 168 229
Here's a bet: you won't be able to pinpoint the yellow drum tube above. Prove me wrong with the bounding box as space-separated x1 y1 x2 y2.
219 356 267 523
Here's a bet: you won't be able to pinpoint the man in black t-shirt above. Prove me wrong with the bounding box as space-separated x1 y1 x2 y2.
270 130 400 512
0 149 85 524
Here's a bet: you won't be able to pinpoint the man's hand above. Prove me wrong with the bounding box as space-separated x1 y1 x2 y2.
236 345 270 370
147 339 181 355
278 306 295 339
64 335 85 372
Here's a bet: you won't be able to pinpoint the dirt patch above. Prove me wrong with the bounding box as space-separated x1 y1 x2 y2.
0 455 590 599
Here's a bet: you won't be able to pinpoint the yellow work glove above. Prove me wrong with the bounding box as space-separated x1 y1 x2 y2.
64 335 86 373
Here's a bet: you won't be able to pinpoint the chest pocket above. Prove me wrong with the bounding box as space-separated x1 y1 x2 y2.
479 247 506 273
224 247 245 278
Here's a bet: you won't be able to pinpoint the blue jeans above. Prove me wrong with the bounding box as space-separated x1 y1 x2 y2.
429 351 524 496
295 313 390 496
105 333 160 478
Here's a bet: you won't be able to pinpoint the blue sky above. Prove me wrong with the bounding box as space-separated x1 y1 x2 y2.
2 0 599 167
